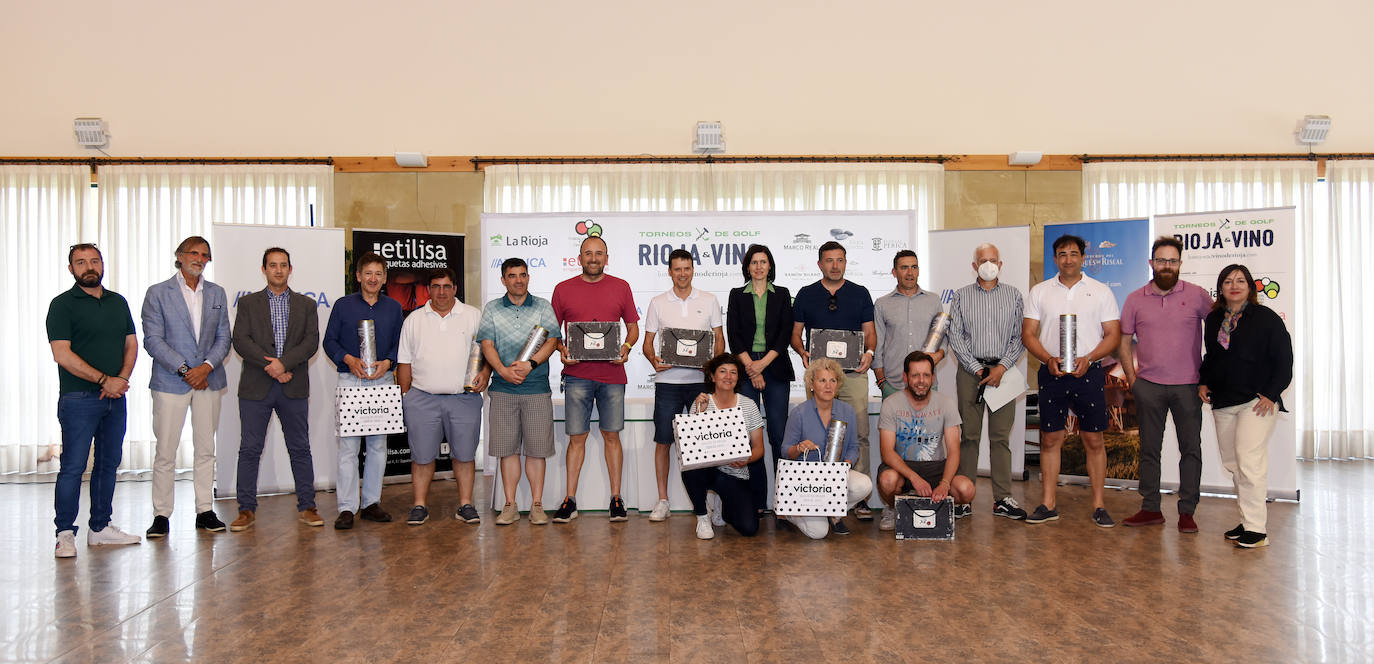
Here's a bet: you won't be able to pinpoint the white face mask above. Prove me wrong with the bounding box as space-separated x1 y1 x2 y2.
977 261 1000 281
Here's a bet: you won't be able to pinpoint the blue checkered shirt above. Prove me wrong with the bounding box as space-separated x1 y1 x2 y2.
477 293 561 395
267 289 291 357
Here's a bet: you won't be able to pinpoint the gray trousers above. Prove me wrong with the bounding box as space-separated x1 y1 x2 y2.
1131 378 1203 514
955 366 1016 502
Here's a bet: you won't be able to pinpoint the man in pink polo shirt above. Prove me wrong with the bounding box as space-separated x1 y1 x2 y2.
1118 236 1213 532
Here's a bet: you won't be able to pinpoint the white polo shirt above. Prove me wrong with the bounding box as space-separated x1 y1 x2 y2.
644 287 722 385
1025 273 1120 356
398 300 482 394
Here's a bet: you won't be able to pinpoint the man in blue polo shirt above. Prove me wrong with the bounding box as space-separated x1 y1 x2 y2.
47 243 142 558
479 258 562 526
790 240 878 520
323 251 403 530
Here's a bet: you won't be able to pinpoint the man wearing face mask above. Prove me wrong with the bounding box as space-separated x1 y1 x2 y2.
947 243 1027 520
1117 236 1213 532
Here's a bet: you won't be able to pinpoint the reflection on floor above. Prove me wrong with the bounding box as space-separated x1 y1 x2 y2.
1 461 1370 663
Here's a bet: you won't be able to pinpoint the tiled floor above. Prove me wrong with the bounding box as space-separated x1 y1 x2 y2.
2 461 1370 663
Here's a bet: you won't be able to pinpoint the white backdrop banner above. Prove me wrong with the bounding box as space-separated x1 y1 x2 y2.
927 226 1031 478
1154 207 1298 500
210 224 343 498
479 211 919 399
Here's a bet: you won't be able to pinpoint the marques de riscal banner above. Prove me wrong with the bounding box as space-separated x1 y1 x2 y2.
349 228 465 477
1041 218 1150 484
480 212 919 399
1155 207 1297 500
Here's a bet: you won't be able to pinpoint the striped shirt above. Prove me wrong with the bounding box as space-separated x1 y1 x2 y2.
947 281 1025 375
267 288 291 357
477 293 562 395
689 394 763 480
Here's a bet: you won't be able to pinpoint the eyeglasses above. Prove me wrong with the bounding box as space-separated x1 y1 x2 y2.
1151 258 1181 267
827 293 838 312
430 284 457 291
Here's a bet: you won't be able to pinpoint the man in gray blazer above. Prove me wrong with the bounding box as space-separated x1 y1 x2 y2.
142 236 232 537
229 247 321 531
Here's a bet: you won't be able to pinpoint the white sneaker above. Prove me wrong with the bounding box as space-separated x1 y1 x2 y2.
695 514 715 540
648 499 671 522
879 508 896 531
88 524 141 546
706 491 725 527
55 531 76 558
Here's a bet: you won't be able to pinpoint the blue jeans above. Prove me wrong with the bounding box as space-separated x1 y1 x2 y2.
652 381 706 444
337 372 394 512
739 362 790 509
54 391 127 535
563 376 626 435
238 382 314 512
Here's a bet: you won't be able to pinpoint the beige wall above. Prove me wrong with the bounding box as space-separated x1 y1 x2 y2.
944 171 1083 280
4 1 1371 157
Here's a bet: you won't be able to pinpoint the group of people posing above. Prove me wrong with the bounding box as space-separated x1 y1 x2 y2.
46 230 1291 558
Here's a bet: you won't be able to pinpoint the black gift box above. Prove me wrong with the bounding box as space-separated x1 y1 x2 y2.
894 496 955 541
660 327 714 369
566 321 623 361
808 328 865 371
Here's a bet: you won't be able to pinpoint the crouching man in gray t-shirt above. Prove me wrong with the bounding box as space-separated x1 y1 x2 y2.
876 350 976 531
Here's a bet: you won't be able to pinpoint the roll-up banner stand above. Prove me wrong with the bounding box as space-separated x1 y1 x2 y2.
211 224 343 498
927 226 1031 480
1040 219 1151 488
1154 207 1298 500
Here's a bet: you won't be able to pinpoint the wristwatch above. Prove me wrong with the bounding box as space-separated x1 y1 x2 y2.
528 358 541 369
177 363 191 378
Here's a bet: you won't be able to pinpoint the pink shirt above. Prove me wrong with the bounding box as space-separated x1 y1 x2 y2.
551 274 639 384
1119 280 1213 385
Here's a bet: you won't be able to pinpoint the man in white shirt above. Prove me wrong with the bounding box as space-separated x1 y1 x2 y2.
1022 234 1122 528
397 269 491 526
642 249 724 521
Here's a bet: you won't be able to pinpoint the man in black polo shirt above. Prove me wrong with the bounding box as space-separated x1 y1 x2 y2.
790 240 878 521
46 243 142 558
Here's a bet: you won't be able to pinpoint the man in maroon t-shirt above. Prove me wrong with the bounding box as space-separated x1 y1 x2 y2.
1118 236 1213 533
550 235 640 523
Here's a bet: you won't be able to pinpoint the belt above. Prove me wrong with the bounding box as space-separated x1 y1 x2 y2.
975 357 1001 367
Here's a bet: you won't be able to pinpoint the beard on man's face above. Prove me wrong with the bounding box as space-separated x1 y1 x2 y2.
1152 268 1178 291
75 270 102 287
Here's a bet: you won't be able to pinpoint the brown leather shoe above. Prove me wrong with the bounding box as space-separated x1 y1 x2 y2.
334 510 354 530
359 503 392 523
300 507 324 527
229 510 255 532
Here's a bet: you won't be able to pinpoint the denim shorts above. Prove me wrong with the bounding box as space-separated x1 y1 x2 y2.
652 381 706 444
563 375 626 435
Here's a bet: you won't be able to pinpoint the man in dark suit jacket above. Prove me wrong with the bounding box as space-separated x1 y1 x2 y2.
141 236 232 538
229 247 321 532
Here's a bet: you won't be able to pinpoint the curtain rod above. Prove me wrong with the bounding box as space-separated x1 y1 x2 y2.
470 155 949 167
1079 153 1374 163
0 157 334 166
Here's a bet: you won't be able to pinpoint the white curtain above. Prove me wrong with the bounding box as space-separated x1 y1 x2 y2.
0 164 333 480
1305 161 1374 458
483 163 943 231
1 166 94 477
1083 161 1328 459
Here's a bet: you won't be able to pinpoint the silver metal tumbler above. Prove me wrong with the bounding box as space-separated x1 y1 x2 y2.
824 420 847 464
1058 313 1078 369
516 325 548 363
463 342 485 392
921 311 952 353
357 320 377 376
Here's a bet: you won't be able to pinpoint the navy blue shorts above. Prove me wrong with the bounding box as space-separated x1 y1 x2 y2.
1037 364 1108 433
653 381 706 444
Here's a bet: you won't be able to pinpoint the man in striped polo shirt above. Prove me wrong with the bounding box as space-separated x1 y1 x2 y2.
947 243 1028 521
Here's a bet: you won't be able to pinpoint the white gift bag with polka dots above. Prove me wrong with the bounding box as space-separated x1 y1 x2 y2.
772 453 849 517
673 407 752 471
335 385 406 437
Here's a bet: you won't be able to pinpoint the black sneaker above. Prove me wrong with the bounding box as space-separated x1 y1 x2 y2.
407 505 429 526
1224 523 1246 540
1234 531 1269 548
1092 508 1116 528
993 497 1028 520
552 497 578 523
454 504 481 524
146 515 169 539
954 503 973 520
609 496 629 522
1025 504 1060 524
195 510 227 533
830 517 851 536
